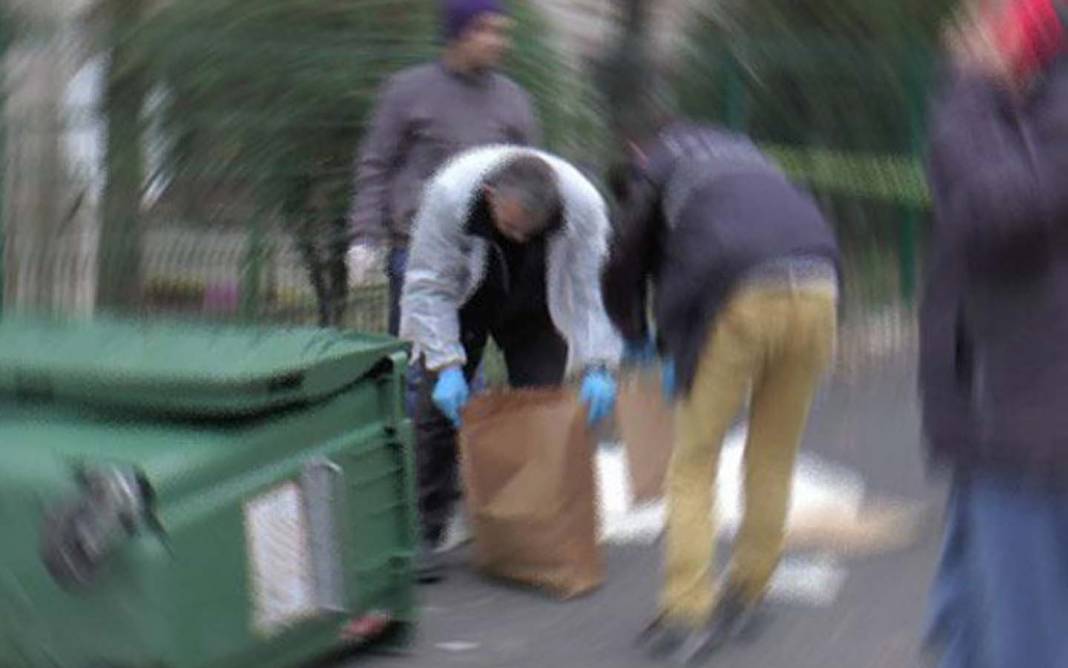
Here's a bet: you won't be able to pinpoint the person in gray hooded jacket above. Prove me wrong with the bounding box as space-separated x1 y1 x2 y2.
401 145 622 580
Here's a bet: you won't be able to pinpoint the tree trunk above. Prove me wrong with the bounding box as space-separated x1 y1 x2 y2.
96 0 146 313
599 0 652 159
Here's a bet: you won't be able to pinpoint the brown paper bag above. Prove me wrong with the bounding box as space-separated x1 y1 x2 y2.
617 370 676 503
458 388 602 599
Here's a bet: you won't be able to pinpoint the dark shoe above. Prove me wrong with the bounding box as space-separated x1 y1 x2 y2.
705 584 765 645
671 626 722 665
415 541 445 584
636 615 703 660
438 508 472 552
662 589 766 665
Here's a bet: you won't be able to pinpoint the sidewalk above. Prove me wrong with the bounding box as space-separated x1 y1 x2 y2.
355 360 943 668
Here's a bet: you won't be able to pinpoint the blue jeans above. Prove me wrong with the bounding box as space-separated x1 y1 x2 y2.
925 472 1068 668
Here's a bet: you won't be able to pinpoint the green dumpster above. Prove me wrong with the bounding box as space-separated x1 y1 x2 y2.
0 317 417 668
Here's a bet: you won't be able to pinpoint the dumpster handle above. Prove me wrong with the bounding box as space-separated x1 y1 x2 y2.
267 372 304 394
373 353 406 435
302 458 348 613
40 465 158 590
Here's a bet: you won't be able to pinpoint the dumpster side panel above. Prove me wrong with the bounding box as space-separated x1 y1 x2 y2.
0 350 416 668
154 368 416 668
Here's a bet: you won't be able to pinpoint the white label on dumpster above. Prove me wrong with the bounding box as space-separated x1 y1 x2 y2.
244 481 317 636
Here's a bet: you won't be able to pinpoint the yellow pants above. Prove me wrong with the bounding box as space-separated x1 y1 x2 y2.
661 284 837 625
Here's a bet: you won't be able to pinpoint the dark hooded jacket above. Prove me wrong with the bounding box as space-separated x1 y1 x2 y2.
601 122 840 395
922 56 1068 480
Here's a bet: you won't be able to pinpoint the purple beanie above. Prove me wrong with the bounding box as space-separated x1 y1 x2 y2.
442 0 506 42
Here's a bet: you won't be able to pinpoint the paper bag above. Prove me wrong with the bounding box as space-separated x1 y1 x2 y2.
617 370 676 503
459 388 602 599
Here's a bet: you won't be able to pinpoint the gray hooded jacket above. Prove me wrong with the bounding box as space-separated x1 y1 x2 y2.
400 145 623 375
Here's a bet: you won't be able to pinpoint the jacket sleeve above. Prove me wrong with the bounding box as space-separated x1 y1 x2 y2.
600 170 663 343
348 76 409 246
398 178 470 372
928 73 1066 266
556 184 624 373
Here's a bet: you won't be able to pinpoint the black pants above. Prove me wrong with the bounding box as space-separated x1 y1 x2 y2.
414 296 568 544
386 247 408 336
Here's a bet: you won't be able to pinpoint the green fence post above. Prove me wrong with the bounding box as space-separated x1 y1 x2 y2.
240 216 266 321
723 50 746 131
0 104 5 317
899 209 918 305
900 48 928 305
0 13 9 317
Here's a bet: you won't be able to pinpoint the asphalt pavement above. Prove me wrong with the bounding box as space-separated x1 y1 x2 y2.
351 358 945 668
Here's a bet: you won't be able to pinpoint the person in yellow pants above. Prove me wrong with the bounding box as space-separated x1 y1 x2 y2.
664 282 837 629
603 107 840 663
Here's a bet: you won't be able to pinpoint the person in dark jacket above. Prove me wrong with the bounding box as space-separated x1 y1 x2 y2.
601 100 840 662
921 1 1068 665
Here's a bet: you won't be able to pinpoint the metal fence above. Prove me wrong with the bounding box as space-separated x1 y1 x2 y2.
0 1 605 334
0 4 934 373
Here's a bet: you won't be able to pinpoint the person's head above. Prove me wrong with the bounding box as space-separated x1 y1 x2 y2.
482 156 562 243
947 0 1065 85
441 0 512 73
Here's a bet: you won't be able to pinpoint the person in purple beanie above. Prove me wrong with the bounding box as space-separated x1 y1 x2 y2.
348 0 541 583
349 0 540 338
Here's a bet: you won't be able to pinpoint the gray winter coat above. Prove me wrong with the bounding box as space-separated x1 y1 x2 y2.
400 145 623 375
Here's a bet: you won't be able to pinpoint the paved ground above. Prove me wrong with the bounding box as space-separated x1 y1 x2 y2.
352 359 945 668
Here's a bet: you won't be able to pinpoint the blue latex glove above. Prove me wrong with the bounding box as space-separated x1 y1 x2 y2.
432 366 469 428
580 368 617 426
622 338 658 367
661 359 678 402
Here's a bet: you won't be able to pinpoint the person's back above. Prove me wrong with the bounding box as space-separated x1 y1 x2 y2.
930 60 1068 471
610 122 839 393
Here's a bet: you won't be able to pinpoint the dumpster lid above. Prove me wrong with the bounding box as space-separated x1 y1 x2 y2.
0 317 408 417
